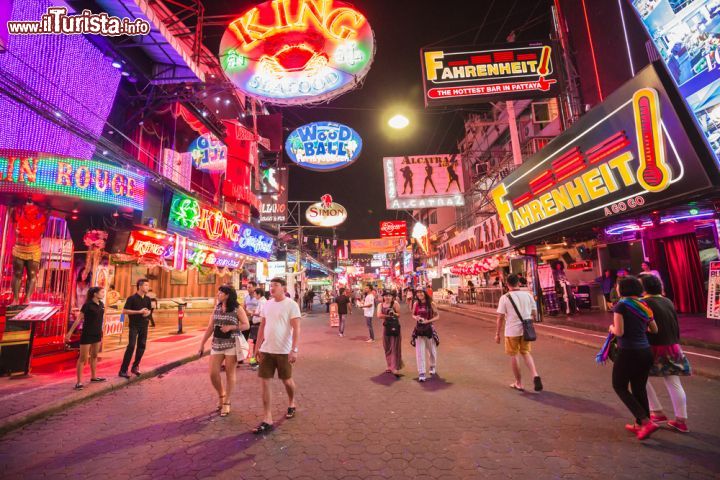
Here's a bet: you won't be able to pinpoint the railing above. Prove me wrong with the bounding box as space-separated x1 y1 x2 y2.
456 287 505 309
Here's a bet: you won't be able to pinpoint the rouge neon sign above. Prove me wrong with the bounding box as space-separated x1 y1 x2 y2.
0 151 145 210
219 0 375 105
286 121 362 171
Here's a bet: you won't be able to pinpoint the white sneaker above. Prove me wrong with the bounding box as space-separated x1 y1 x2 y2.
429 367 436 376
365 338 374 343
418 374 426 382
338 333 344 337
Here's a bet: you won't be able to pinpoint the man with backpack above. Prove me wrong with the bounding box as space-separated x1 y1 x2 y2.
495 274 543 392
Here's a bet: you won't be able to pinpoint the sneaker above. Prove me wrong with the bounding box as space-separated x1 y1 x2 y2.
636 421 659 440
429 367 436 376
650 413 668 423
533 376 543 392
248 358 258 366
418 374 426 382
667 420 689 433
624 423 640 434
338 333 344 337
366 339 374 343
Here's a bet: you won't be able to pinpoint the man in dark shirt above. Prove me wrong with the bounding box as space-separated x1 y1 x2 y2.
119 278 153 378
335 288 351 337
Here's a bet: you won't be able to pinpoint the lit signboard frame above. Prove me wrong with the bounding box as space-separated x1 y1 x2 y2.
285 121 362 171
0 151 145 210
490 63 718 247
189 133 227 172
420 41 561 107
305 194 347 227
383 154 466 210
379 220 407 237
167 193 274 259
219 0 375 106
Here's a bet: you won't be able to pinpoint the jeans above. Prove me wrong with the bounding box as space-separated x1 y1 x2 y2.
612 347 653 424
338 314 346 334
120 321 149 373
415 336 437 375
365 316 374 340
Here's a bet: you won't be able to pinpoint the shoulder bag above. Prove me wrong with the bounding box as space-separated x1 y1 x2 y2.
235 333 250 359
506 293 537 342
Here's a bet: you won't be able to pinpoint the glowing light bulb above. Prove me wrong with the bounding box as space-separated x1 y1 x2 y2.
388 114 409 129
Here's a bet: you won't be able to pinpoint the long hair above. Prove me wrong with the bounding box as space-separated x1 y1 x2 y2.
85 287 102 305
218 285 239 312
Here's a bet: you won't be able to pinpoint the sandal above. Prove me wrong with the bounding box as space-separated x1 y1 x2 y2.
286 407 296 419
252 422 274 434
216 394 226 412
220 402 231 417
509 383 525 392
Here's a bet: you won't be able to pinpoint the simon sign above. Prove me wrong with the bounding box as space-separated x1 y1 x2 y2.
219 0 375 105
491 64 718 246
305 194 347 227
286 121 362 171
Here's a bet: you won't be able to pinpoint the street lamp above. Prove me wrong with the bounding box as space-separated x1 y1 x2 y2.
388 114 410 129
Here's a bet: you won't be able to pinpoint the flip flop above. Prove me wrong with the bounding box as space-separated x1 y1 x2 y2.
509 384 525 392
286 407 296 419
252 422 274 434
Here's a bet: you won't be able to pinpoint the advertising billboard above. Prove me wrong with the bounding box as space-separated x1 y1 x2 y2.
420 41 560 107
383 154 466 209
189 133 227 172
350 238 404 255
259 167 289 224
218 0 375 105
285 121 362 171
438 215 508 266
490 64 717 246
379 220 407 237
305 194 347 227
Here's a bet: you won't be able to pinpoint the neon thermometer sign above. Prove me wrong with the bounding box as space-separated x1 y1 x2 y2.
219 0 375 105
286 121 362 171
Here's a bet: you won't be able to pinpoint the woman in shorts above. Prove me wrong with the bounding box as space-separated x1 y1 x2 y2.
66 287 106 390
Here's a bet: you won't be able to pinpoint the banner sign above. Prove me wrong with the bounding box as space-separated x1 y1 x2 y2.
103 312 124 336
286 121 362 171
383 154 466 209
438 215 508 266
168 193 274 259
708 261 720 320
0 151 145 210
379 220 407 237
189 133 227 172
491 64 717 246
350 237 403 255
259 167 289 224
630 0 720 163
305 194 347 227
420 41 560 107
219 0 375 105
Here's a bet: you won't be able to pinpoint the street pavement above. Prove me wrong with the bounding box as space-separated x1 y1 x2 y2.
1 305 719 479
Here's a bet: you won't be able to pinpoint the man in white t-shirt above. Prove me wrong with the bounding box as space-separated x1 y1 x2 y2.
248 288 267 368
359 285 376 343
253 277 301 434
495 274 543 392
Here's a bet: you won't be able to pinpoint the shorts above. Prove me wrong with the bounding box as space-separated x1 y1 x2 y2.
80 333 102 345
249 323 260 341
211 347 237 357
505 336 531 355
258 352 292 380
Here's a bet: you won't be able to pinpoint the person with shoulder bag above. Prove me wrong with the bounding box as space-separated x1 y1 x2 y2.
411 289 439 382
495 274 543 392
377 290 404 376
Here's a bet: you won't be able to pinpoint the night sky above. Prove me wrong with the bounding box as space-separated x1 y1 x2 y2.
202 0 554 239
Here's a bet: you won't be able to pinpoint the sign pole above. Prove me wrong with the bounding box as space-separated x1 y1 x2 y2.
507 101 523 166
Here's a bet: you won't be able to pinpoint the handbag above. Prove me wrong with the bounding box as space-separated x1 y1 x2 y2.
235 333 250 359
506 293 537 342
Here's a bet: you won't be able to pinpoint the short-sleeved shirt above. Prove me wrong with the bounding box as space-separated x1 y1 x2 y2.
252 296 267 324
245 294 258 316
80 301 105 337
124 293 152 325
260 298 301 354
496 291 536 337
613 299 651 349
335 295 351 315
644 296 680 346
362 293 376 317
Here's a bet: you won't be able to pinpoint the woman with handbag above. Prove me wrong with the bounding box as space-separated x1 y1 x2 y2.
641 275 691 433
411 289 439 382
377 290 404 376
198 286 250 417
609 276 659 440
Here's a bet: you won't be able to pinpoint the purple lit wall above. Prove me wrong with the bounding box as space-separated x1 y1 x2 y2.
0 0 121 159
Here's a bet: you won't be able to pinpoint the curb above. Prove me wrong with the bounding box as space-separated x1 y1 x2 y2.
437 305 720 381
0 352 202 437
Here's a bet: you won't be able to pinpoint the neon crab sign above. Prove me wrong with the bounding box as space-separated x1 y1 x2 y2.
219 0 375 105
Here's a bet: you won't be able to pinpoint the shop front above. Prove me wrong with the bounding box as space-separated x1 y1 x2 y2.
0 150 146 373
491 63 720 317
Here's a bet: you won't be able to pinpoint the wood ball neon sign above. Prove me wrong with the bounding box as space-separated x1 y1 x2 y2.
219 0 375 105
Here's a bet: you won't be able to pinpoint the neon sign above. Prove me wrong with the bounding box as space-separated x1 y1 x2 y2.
189 133 227 172
0 151 145 210
126 231 172 259
218 0 375 105
379 220 407 238
490 65 716 246
286 121 362 171
305 194 347 227
167 193 274 259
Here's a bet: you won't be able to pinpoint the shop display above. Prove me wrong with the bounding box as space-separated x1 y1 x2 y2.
10 202 48 305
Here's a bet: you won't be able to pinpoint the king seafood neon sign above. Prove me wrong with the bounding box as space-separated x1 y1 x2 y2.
219 0 375 105
286 121 362 171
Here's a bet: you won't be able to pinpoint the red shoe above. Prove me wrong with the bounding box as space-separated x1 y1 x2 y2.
650 413 668 423
624 423 640 434
667 420 689 433
636 421 659 440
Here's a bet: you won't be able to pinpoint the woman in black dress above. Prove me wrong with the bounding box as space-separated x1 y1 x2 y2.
66 287 106 390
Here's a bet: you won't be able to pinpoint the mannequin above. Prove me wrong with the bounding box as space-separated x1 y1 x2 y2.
10 200 48 305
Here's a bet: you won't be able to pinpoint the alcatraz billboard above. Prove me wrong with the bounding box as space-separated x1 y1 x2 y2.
383 154 466 209
421 41 560 107
491 63 718 247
